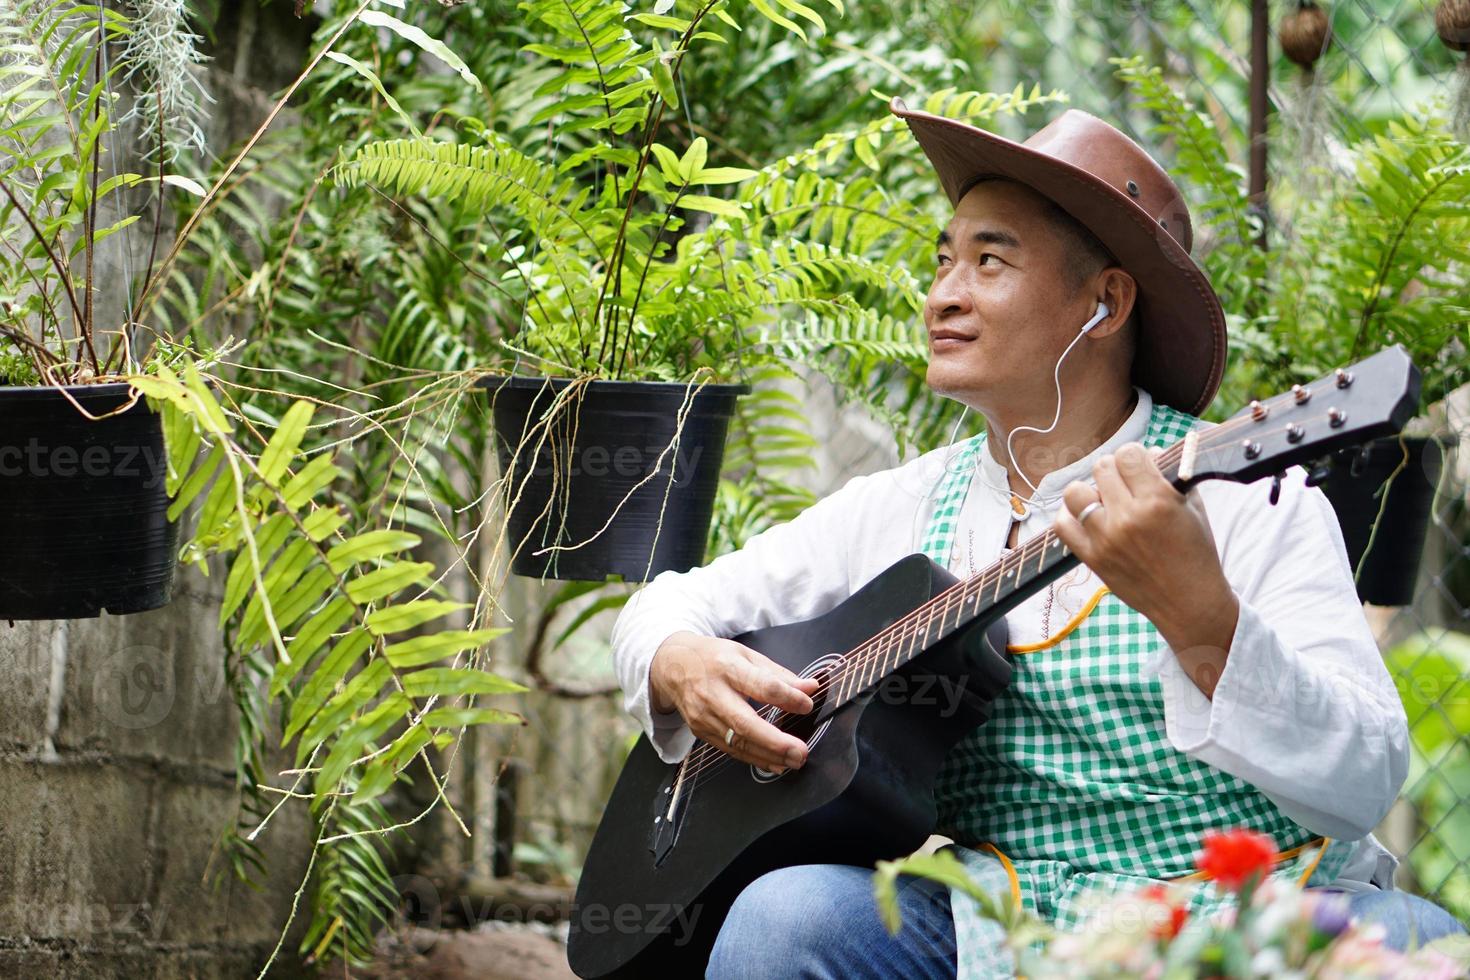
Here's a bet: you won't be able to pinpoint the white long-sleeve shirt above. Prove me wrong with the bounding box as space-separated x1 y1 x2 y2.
610 389 1410 889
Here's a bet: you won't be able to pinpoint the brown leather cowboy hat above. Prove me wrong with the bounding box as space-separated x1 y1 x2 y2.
891 98 1227 416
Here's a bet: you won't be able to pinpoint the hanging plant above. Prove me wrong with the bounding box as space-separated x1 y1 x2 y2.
1438 0 1470 137
1279 1 1331 73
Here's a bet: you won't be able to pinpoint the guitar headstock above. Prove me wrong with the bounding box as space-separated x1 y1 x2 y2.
1176 345 1421 489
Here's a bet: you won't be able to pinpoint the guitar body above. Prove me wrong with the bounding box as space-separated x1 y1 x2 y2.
569 554 1014 978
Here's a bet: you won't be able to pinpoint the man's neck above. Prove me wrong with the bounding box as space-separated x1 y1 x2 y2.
985 387 1139 499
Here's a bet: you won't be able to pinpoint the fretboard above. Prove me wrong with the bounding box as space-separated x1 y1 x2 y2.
825 527 1081 710
822 433 1195 710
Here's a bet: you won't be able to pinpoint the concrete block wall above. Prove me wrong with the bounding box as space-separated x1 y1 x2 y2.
0 569 311 978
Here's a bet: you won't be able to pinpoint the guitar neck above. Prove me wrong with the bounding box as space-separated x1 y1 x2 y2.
825 527 1081 709
825 438 1192 710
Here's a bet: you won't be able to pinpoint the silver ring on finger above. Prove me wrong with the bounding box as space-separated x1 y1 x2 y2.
724 726 736 747
1077 500 1104 526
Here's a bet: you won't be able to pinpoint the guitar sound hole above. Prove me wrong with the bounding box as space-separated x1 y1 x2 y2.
750 655 841 783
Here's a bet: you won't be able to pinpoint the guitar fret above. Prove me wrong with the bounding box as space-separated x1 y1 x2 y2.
865 635 883 696
831 520 1085 713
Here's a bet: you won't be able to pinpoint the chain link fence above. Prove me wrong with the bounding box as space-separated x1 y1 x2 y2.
462 0 1470 932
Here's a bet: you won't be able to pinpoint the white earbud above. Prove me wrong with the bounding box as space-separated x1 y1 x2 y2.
1080 301 1110 334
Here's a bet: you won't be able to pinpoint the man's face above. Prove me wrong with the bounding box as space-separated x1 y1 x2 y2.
924 180 1095 410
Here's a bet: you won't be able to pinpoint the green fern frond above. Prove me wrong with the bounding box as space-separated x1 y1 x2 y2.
334 136 596 255
135 368 524 965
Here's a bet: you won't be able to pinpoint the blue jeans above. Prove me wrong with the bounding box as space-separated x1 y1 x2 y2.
705 863 1467 979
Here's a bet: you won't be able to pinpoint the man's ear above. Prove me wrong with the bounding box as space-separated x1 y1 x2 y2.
1088 267 1138 340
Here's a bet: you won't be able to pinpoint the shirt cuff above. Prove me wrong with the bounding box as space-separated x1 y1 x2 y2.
619 622 700 763
1145 591 1262 753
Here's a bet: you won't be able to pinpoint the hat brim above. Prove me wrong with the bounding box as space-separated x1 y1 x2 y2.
891 100 1227 417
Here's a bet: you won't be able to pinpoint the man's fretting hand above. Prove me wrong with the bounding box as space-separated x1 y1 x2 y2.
649 632 819 772
1054 442 1240 698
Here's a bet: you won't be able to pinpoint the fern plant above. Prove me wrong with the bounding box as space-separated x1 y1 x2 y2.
1113 57 1470 414
330 0 944 387
131 364 524 968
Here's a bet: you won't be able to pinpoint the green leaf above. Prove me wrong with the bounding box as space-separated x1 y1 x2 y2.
681 194 744 218
167 442 223 521
317 691 411 793
350 757 400 804
379 724 436 770
323 51 421 138
383 628 510 669
774 0 825 30
693 166 758 185
282 454 341 509
357 11 482 91
630 13 691 30
873 851 1009 936
401 668 527 699
74 214 139 255
681 136 708 178
297 660 393 755
365 600 469 636
346 560 433 605
284 629 374 743
650 142 684 185
220 512 292 622
326 529 422 573
748 0 806 40
183 362 231 435
302 506 348 542
235 539 316 648
258 401 315 488
651 41 678 109
193 453 242 543
273 597 356 695
421 707 523 728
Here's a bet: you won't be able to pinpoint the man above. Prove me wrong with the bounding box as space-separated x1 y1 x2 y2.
610 101 1463 978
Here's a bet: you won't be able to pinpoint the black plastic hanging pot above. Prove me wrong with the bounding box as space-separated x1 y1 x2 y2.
1318 435 1445 607
0 383 178 619
480 377 747 581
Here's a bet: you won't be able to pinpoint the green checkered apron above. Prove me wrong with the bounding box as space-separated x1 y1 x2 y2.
919 403 1354 979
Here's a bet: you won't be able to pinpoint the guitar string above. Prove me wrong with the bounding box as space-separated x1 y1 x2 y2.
671 403 1356 789
674 409 1317 789
734 403 1324 710
674 441 1196 790
672 415 1290 790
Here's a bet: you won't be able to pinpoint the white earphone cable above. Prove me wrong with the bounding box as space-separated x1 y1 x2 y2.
1005 303 1110 496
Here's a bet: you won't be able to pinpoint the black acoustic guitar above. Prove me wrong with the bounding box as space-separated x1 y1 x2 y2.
568 347 1420 979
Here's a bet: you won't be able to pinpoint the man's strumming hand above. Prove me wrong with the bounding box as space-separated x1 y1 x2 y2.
1053 442 1239 698
649 632 819 772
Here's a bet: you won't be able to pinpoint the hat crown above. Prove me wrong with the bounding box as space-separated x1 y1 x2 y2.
1023 110 1194 254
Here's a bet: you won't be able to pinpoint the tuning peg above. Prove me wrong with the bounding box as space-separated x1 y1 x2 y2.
1269 472 1284 506
1305 457 1334 487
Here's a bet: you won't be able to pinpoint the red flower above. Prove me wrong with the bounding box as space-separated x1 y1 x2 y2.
1197 829 1278 892
1139 883 1190 939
